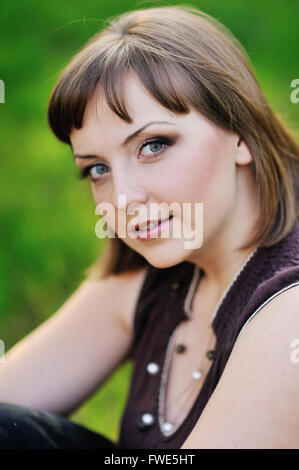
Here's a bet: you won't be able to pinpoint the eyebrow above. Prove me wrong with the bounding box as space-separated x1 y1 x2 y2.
73 120 175 160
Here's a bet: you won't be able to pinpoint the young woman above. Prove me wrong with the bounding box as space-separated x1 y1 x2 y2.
0 5 299 449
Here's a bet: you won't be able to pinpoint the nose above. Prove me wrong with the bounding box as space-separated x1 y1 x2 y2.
112 168 148 213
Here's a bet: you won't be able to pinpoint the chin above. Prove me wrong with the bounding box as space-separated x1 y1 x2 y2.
141 245 190 270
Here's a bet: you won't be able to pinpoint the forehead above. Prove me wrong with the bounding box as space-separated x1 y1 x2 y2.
82 73 175 132
69 71 226 153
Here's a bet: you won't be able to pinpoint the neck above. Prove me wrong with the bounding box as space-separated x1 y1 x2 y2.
188 165 260 302
193 244 258 297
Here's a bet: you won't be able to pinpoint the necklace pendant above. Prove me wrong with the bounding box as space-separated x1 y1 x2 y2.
206 349 215 360
192 369 202 380
161 422 174 435
175 343 187 354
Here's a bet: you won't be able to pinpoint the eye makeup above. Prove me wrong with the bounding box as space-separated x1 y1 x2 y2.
76 135 177 182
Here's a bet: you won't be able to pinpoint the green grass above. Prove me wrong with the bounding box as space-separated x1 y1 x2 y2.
70 361 133 442
0 0 298 444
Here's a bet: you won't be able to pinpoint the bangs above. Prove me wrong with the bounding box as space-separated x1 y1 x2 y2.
47 43 195 145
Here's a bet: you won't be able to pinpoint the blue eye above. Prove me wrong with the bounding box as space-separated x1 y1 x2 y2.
77 163 109 182
140 141 164 156
77 136 176 182
139 137 175 158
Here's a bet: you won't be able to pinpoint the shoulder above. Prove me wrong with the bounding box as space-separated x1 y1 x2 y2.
182 283 299 448
230 283 299 390
237 281 299 341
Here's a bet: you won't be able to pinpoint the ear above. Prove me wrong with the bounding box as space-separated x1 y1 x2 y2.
235 137 253 165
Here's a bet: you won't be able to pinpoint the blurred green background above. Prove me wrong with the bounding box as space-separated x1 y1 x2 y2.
0 0 298 443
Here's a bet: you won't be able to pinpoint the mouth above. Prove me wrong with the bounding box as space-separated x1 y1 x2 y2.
135 214 174 232
135 215 174 240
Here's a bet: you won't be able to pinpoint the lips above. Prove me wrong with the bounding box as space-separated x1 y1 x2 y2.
135 215 173 232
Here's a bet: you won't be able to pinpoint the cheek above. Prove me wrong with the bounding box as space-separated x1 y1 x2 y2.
91 185 102 207
176 142 236 225
177 148 230 201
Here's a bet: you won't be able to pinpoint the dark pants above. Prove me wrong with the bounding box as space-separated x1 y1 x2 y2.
0 402 117 449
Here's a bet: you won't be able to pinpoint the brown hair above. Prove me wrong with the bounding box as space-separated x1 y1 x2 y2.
47 4 299 280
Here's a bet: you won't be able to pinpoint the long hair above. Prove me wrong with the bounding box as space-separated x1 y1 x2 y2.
47 5 299 279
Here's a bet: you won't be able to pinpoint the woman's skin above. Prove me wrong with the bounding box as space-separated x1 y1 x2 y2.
71 71 260 306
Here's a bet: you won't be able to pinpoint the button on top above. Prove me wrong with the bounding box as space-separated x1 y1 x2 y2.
146 362 160 375
171 282 180 291
137 413 155 431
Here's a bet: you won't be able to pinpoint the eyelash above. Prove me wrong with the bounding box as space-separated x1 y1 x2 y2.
76 136 176 182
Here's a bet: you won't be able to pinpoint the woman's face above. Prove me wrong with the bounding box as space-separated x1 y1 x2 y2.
70 72 253 269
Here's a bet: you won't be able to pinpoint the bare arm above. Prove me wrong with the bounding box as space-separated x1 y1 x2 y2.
0 267 147 417
181 285 299 449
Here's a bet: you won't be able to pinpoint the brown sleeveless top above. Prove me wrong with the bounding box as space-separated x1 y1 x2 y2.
118 221 299 449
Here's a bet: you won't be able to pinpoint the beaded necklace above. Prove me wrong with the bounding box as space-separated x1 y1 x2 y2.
157 248 259 436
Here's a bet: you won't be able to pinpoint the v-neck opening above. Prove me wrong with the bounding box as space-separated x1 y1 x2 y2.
158 247 262 443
